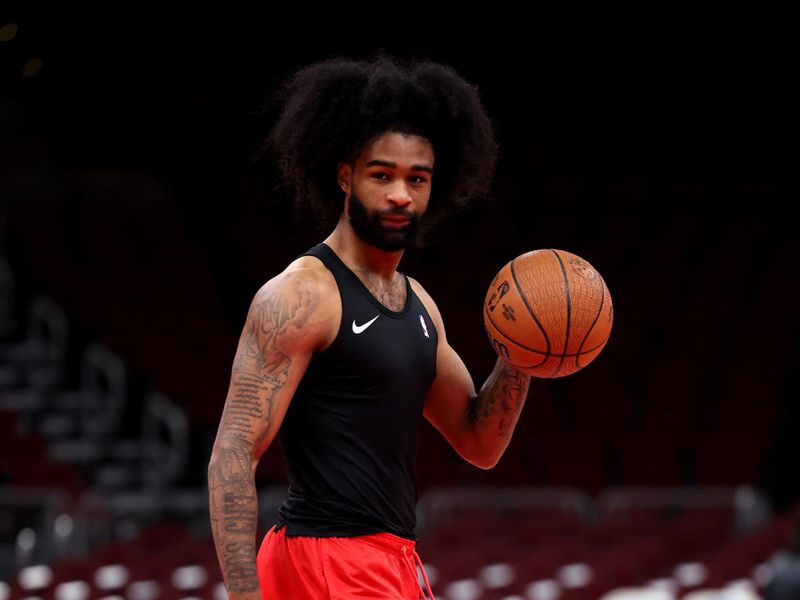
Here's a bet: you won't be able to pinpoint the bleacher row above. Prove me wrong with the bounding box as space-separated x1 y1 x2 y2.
0 504 795 600
418 507 793 599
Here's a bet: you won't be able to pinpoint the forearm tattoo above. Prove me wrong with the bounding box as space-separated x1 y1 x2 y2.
469 361 530 438
208 277 317 594
208 437 260 592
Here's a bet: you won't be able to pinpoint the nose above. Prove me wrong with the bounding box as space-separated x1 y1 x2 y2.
386 181 413 207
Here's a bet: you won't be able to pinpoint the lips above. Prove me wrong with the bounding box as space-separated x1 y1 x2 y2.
380 216 411 226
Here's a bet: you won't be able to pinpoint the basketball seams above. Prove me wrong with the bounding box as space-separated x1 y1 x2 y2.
576 274 606 368
484 302 609 358
510 256 551 355
485 298 609 359
550 250 571 378
483 305 549 367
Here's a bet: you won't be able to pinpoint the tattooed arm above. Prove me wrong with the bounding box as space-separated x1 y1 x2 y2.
207 263 337 599
411 278 531 469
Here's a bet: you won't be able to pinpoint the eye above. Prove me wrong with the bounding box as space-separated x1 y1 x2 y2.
409 176 428 184
371 172 390 180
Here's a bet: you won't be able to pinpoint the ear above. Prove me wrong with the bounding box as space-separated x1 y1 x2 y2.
337 161 352 195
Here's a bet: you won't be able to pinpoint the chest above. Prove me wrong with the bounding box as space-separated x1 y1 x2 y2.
355 272 407 313
308 293 438 398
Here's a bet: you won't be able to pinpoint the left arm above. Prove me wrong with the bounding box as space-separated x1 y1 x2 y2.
413 280 531 469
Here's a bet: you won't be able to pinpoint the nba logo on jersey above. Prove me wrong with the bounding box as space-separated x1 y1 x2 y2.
419 315 429 338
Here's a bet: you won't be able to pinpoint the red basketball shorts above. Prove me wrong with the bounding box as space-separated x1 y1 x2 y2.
256 524 435 599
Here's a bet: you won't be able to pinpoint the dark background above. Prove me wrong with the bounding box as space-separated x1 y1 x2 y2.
2 17 798 508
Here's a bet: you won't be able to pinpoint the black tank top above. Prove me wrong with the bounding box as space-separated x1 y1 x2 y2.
274 242 438 540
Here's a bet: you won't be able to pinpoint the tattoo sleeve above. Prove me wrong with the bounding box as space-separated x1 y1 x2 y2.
208 275 317 597
468 358 531 452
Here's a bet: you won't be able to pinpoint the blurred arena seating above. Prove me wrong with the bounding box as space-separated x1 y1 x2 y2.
0 480 796 599
2 188 798 597
414 487 788 600
2 87 798 598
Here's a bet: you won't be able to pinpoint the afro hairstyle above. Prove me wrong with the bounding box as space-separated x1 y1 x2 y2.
256 53 498 241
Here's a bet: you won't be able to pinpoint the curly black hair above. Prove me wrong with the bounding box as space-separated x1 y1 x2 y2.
255 53 498 240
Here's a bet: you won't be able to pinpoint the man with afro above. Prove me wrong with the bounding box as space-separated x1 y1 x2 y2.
208 54 532 599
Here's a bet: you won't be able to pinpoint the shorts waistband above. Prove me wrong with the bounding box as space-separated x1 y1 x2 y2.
269 527 433 598
349 531 417 556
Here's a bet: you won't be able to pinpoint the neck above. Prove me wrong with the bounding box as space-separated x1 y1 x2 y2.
324 214 404 280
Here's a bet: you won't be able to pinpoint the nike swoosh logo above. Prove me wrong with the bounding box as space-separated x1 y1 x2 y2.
352 315 380 334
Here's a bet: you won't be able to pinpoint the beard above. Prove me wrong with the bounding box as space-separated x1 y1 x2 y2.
347 190 421 251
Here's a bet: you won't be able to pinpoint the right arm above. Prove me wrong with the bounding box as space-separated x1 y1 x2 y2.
207 266 334 599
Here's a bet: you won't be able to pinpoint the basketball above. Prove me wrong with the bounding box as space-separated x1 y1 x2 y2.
483 249 613 378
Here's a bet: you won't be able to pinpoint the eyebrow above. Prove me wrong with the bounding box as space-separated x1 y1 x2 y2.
366 159 434 174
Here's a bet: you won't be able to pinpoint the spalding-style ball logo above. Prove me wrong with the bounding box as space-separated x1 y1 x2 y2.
569 258 597 280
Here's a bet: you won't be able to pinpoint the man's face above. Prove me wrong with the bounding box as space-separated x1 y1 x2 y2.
339 132 434 251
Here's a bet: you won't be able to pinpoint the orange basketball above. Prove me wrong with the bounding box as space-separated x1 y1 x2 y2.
483 249 613 378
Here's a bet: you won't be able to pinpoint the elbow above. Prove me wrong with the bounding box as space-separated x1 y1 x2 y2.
435 416 508 470
207 446 227 482
207 439 260 483
206 455 217 484
462 428 510 470
469 453 502 470
458 438 504 470
207 446 221 471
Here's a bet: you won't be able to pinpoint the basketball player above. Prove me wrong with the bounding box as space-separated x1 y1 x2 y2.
207 55 532 599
